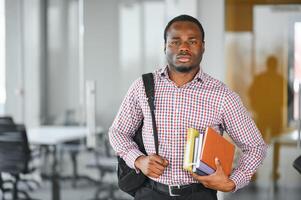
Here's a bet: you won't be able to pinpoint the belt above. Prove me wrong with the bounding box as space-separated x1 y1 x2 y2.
145 179 207 197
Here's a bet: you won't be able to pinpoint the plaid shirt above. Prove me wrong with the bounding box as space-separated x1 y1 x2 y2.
109 66 267 191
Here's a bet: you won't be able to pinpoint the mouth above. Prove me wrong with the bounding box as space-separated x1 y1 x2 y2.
176 55 191 63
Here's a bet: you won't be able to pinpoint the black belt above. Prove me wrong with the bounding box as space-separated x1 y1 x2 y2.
145 179 210 197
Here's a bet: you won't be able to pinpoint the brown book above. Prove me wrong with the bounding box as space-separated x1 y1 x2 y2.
200 127 235 176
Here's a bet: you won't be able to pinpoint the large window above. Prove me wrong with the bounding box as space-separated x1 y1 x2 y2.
0 0 5 114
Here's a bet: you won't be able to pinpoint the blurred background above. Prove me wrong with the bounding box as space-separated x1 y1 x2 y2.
0 0 301 200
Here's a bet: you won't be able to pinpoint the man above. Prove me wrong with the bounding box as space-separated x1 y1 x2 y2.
109 15 267 200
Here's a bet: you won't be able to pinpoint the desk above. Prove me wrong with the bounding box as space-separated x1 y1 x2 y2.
27 126 103 200
271 130 300 181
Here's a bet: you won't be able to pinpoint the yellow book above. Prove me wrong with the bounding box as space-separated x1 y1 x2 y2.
183 128 199 171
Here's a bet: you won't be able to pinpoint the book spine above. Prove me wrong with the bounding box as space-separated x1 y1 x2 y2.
195 168 208 176
183 128 199 172
192 137 199 172
196 161 215 175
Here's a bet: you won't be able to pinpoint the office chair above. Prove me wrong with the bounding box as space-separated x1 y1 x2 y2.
0 116 14 125
86 134 130 200
0 117 40 193
0 124 38 200
0 116 15 194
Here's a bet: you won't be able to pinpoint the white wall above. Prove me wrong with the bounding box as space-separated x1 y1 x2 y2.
198 0 225 82
5 0 24 122
84 0 121 129
5 0 46 127
22 0 46 127
46 0 80 125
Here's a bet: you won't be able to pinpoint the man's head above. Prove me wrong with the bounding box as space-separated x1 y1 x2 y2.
164 15 205 73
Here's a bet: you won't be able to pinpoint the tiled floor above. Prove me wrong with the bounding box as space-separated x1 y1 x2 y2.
5 143 301 200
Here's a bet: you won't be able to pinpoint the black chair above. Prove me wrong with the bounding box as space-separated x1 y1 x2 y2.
0 116 16 197
0 124 37 200
0 117 40 193
86 134 131 200
0 116 14 125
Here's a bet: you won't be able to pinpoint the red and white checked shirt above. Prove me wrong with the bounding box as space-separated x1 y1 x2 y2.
109 66 267 191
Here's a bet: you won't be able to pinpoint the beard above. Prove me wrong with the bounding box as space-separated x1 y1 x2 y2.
174 65 194 73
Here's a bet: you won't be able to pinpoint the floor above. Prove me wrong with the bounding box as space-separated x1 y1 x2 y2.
3 142 301 200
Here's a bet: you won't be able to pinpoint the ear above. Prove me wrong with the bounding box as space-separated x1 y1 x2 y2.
201 41 205 53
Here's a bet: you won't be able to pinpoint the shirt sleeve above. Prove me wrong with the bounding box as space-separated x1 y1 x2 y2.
221 90 268 191
108 78 145 169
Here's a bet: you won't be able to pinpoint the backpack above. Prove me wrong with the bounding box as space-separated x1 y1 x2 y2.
117 73 159 197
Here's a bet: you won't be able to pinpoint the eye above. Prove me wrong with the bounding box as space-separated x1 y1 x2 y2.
188 40 197 45
170 40 180 46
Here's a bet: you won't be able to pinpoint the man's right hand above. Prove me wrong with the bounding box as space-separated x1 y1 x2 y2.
134 154 169 178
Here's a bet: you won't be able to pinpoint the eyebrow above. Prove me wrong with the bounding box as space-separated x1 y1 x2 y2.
169 37 198 40
170 37 180 40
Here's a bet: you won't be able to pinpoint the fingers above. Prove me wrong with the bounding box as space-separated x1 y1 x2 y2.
150 154 169 167
145 154 169 178
191 172 208 182
162 159 169 167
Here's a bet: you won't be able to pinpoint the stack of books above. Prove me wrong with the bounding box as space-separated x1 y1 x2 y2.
183 127 235 176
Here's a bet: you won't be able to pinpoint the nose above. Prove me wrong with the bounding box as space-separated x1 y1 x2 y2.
179 41 190 52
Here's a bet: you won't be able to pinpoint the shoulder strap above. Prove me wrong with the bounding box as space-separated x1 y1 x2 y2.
142 73 159 155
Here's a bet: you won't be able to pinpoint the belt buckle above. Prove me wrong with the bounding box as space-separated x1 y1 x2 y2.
168 185 181 197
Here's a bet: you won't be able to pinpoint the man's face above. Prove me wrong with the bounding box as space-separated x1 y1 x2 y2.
165 21 205 73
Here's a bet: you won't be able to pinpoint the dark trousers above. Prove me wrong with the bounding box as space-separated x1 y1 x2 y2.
134 182 217 200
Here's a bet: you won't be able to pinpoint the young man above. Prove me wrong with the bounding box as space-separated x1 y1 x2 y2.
109 15 267 200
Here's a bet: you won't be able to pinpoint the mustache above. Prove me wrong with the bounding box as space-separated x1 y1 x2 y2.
177 51 191 56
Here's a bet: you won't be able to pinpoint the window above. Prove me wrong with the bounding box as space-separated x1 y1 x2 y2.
0 0 5 114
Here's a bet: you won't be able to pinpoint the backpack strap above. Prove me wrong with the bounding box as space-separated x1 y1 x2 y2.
142 73 159 155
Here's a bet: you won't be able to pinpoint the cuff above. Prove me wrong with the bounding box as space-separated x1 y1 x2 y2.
229 170 248 192
124 148 145 170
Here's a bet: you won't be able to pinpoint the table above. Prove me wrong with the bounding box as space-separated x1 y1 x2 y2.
271 129 300 181
27 126 103 200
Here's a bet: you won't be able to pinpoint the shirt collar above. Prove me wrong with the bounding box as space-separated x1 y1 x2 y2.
159 65 205 83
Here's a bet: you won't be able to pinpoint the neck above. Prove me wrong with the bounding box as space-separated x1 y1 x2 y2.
168 66 200 87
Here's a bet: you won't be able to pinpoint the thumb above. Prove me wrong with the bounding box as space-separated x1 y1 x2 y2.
215 157 222 171
163 159 169 167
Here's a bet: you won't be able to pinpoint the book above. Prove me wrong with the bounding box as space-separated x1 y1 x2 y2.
193 132 204 172
199 127 235 176
195 168 208 176
183 128 199 172
194 157 215 175
192 131 215 175
192 137 199 171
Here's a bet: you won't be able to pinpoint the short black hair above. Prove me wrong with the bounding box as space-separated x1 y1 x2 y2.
164 14 205 43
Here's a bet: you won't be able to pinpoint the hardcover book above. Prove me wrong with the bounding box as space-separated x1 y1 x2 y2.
199 127 235 176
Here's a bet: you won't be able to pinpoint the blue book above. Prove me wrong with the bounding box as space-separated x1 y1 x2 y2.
194 160 215 175
195 168 209 176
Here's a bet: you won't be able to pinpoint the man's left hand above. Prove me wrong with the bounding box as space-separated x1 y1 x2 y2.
191 158 235 192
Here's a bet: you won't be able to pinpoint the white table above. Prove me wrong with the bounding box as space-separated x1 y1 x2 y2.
27 126 104 200
28 126 92 145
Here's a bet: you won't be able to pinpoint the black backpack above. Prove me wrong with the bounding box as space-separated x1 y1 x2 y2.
117 73 159 197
